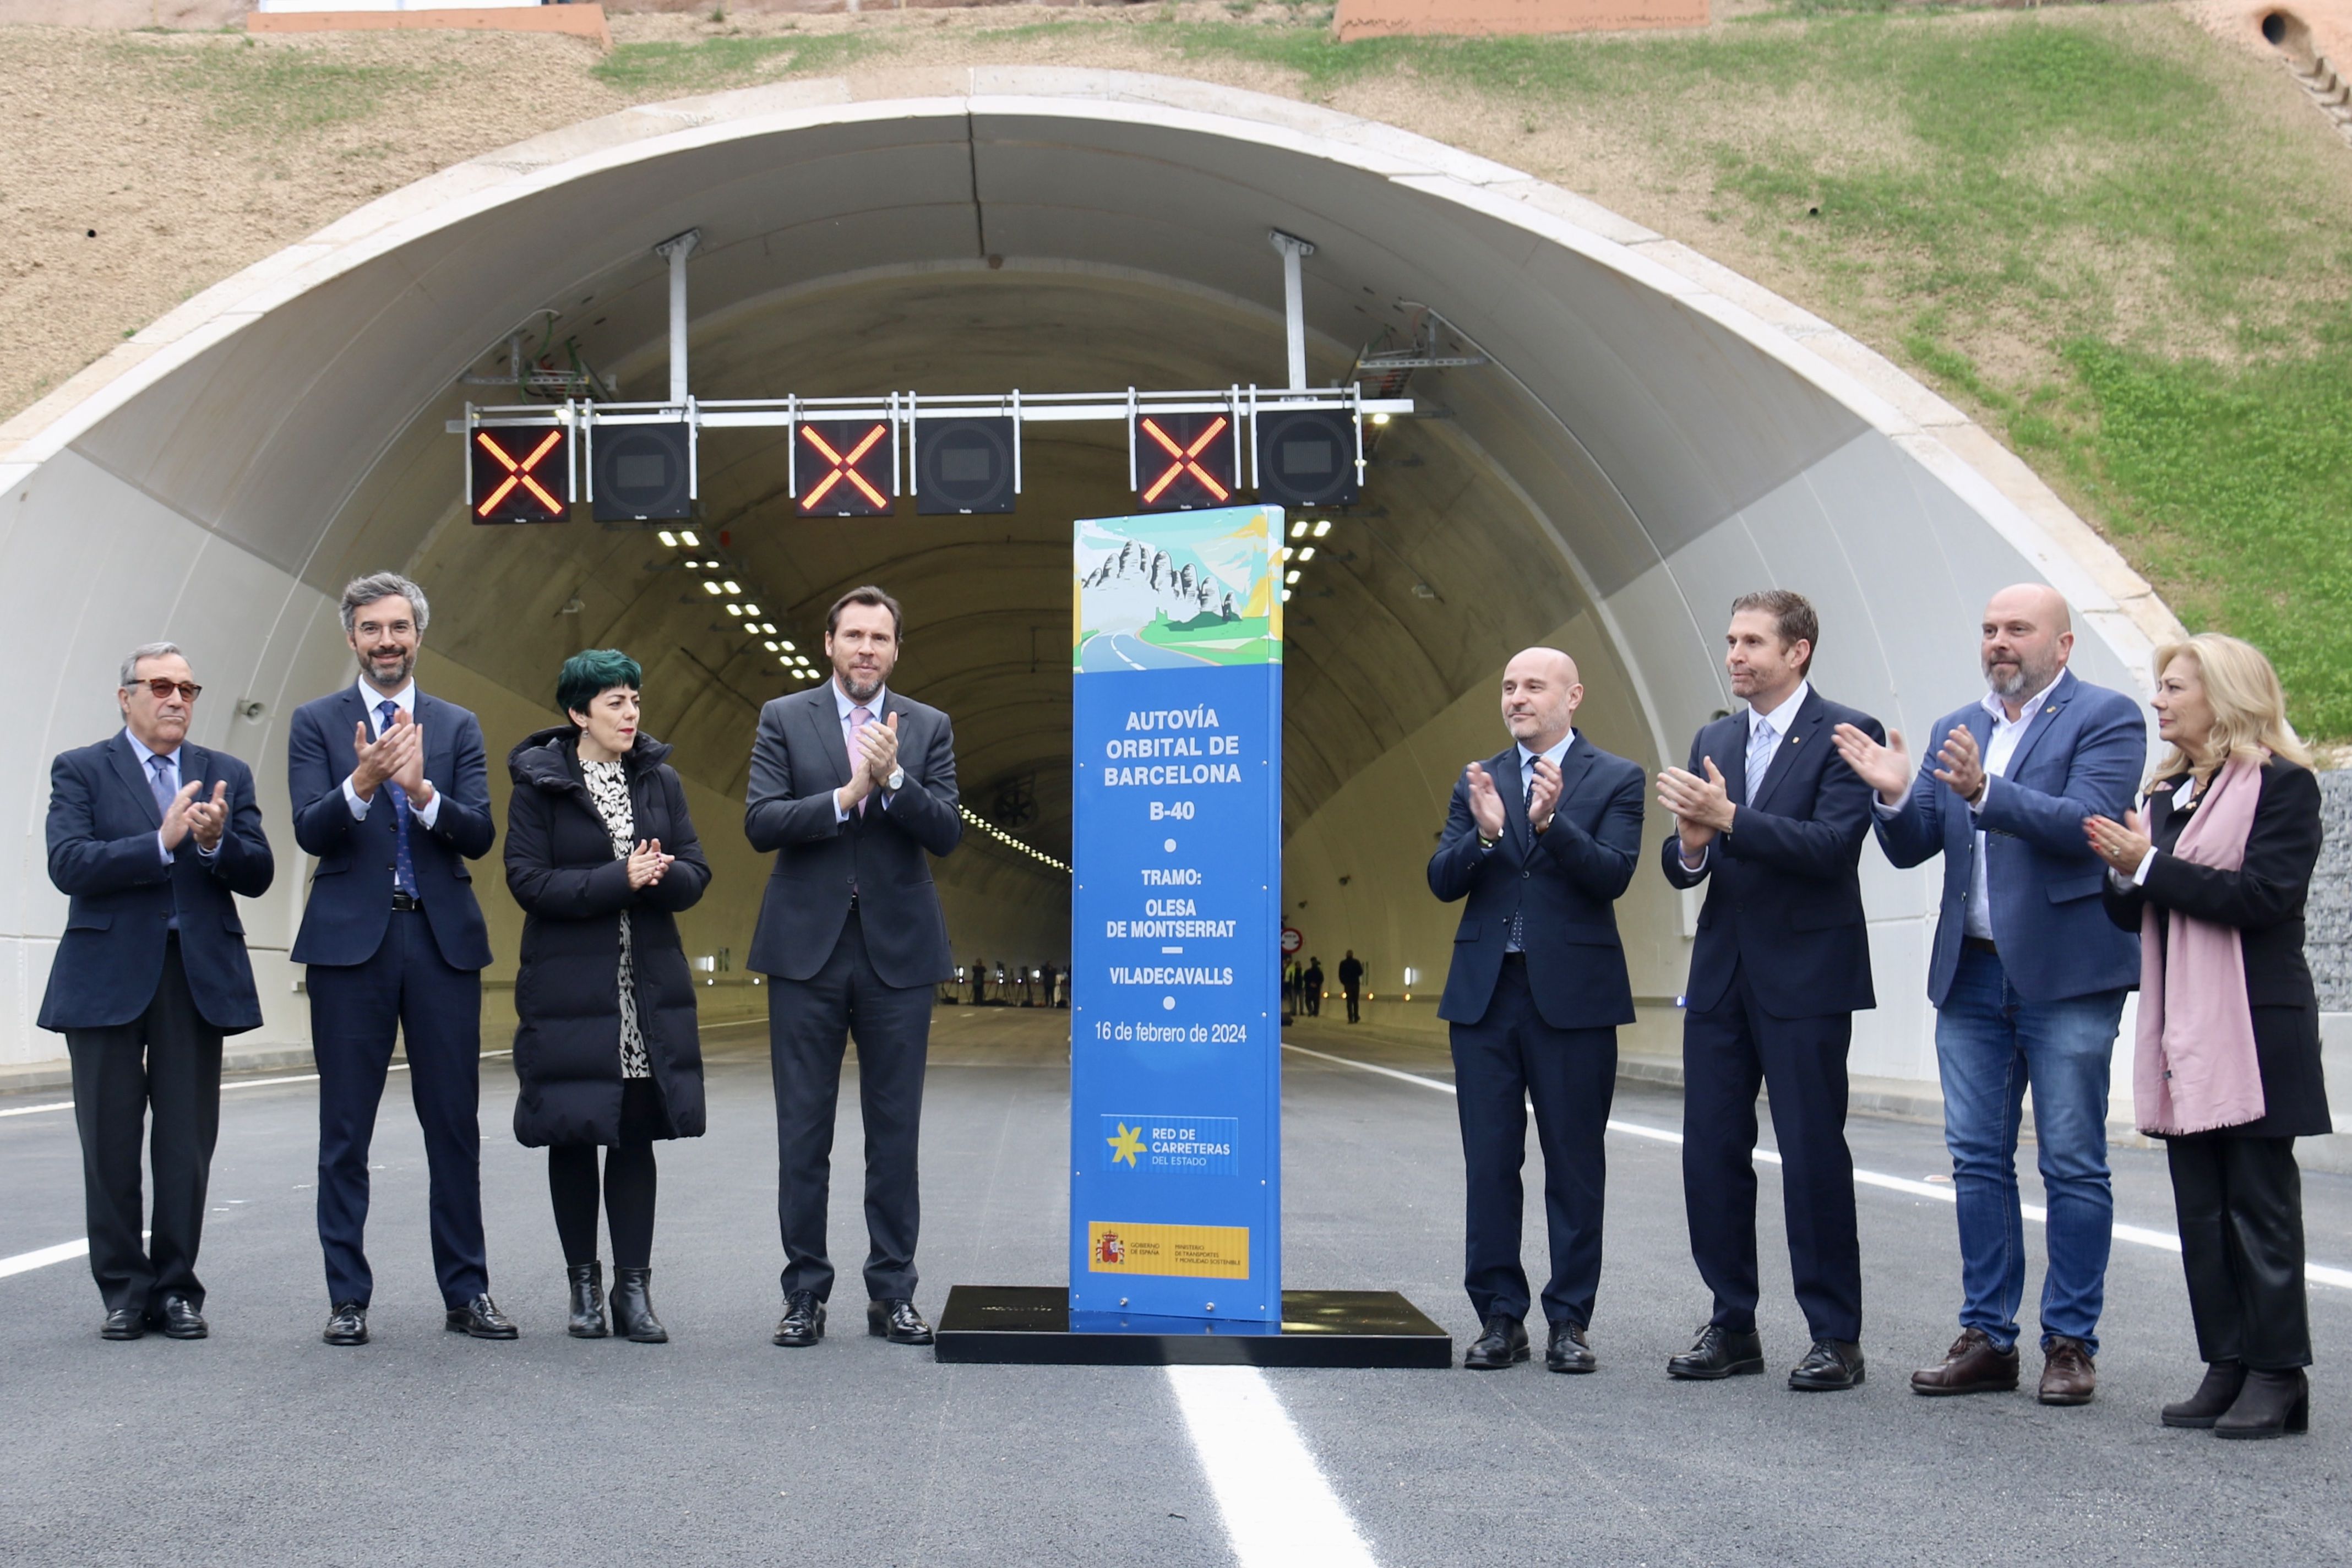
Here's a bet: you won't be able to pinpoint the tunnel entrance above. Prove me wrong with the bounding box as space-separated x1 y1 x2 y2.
0 69 2171 1095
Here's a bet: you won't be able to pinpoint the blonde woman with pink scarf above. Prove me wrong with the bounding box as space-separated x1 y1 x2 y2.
2088 634 2326 1440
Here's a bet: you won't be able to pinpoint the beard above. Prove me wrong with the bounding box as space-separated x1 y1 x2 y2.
1985 647 2059 700
364 649 416 688
836 664 885 703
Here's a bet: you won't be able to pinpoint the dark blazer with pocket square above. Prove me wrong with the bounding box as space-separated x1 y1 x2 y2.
743 683 961 987
286 686 497 972
40 733 275 1033
1660 688 1881 1020
1429 733 1648 1031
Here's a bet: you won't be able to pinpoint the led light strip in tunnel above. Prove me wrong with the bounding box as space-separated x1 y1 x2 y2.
1278 514 1335 603
959 804 1070 874
651 528 821 683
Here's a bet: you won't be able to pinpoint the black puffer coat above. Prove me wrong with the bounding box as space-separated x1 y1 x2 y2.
505 726 712 1147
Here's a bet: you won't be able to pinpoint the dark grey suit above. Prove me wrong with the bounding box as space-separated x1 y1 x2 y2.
745 681 961 1302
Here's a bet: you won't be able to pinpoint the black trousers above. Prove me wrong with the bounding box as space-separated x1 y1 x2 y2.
548 1079 664 1270
769 914 933 1303
1304 986 1321 1018
64 938 222 1314
2168 1134 2311 1371
1449 956 1618 1327
1343 986 1360 1023
309 910 487 1309
1681 962 1861 1343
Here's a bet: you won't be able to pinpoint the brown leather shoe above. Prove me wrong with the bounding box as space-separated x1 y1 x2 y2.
1910 1327 2019 1395
2038 1336 2096 1406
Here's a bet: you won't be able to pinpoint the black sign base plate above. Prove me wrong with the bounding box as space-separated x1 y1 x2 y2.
933 1286 1451 1368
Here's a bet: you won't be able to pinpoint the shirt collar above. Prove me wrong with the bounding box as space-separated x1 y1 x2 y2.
1979 673 2064 727
1750 680 1811 738
358 679 417 717
1516 731 1576 771
121 727 179 766
833 678 889 721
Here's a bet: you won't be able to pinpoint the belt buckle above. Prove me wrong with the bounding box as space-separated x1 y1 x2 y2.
391 890 420 911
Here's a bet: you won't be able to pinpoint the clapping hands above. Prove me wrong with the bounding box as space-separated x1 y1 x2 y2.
624 838 675 890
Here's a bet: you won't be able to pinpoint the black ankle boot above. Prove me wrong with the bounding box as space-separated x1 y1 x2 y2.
2214 1368 2309 1439
2160 1362 2245 1428
609 1266 668 1344
567 1262 609 1338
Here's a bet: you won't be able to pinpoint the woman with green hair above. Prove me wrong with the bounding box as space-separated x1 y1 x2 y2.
505 649 712 1342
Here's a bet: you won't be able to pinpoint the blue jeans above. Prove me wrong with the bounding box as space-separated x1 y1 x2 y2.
1935 946 2126 1354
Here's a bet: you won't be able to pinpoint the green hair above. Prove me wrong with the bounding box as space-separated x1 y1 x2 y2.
557 649 642 720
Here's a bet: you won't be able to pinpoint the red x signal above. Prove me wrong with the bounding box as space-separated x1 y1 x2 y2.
799 422 893 516
1137 415 1232 509
472 427 567 521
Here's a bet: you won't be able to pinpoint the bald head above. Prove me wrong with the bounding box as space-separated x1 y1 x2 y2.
1981 583 2075 713
1500 647 1583 750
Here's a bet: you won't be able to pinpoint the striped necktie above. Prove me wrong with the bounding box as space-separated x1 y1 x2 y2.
1746 716 1778 805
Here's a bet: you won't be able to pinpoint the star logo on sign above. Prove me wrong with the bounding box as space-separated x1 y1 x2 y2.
1107 1122 1146 1167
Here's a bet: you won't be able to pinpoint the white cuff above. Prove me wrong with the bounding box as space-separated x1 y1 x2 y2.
156 830 172 864
1872 796 1904 818
342 776 371 820
1678 842 1709 873
1966 775 1992 815
411 789 442 831
2131 847 2158 886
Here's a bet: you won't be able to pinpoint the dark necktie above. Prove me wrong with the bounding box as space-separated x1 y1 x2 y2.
1507 764 1537 952
150 753 182 933
378 699 418 899
850 705 873 817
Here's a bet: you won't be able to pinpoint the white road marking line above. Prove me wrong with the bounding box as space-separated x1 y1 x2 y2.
0 1238 89 1280
0 1050 515 1118
1282 1042 2352 1293
1167 1364 1380 1568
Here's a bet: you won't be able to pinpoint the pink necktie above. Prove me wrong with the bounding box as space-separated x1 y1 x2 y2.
850 706 873 816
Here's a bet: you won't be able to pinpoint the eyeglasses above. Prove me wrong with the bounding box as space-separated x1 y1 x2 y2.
129 679 202 702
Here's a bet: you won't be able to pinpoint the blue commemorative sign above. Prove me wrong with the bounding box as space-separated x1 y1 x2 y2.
1070 505 1283 1324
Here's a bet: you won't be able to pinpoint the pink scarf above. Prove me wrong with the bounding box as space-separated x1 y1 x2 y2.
2134 753 2267 1136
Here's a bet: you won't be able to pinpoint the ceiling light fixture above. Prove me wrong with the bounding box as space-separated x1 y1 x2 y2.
1312 519 1331 538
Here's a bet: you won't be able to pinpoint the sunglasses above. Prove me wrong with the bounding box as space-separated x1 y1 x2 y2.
129 679 202 703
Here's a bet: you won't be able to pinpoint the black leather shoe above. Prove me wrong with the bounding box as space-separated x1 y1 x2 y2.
2214 1368 2310 1439
1668 1324 1764 1380
1546 1320 1596 1374
610 1267 669 1344
153 1294 207 1340
323 1302 368 1346
445 1294 519 1340
868 1298 933 1345
2162 1362 2247 1429
567 1263 609 1338
773 1289 825 1347
1463 1314 1531 1370
1789 1338 1866 1391
100 1308 145 1341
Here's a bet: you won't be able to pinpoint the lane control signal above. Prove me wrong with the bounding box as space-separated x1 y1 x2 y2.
797 420 894 517
1133 412 1235 511
471 427 569 523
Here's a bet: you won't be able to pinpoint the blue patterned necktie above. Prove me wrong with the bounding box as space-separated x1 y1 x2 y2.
1507 765 1536 952
378 699 417 897
149 752 181 931
1746 715 1778 805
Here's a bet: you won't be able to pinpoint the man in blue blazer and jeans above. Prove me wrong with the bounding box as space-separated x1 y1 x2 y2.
42 643 274 1341
287 573 508 1347
1430 647 1646 1374
1659 591 1882 1392
1834 584 2144 1406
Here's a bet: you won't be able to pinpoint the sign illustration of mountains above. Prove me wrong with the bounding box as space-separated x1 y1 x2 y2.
1073 507 1281 670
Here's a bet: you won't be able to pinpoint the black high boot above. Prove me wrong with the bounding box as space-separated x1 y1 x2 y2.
567 1262 609 1339
2214 1369 2310 1439
609 1267 669 1344
2160 1362 2245 1429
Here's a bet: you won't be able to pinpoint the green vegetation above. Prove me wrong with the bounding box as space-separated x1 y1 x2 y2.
158 36 443 134
998 10 2351 736
591 30 884 94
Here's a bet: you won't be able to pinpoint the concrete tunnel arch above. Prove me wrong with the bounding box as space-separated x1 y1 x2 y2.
0 67 2182 1087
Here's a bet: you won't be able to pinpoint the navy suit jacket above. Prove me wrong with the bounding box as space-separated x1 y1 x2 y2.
286 686 496 971
40 734 275 1033
1661 688 1880 1019
1874 668 2144 1005
744 683 961 987
1429 733 1647 1031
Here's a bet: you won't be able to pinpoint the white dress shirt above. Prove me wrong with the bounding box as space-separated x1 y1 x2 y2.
1680 680 1810 872
831 679 899 824
341 679 444 829
1494 732 1575 952
1876 678 2059 941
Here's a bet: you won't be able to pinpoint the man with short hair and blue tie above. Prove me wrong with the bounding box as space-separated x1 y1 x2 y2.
43 643 274 1341
287 573 508 1347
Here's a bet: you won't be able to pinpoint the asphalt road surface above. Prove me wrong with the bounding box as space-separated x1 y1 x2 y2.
3 1006 2347 1567
1076 632 1213 672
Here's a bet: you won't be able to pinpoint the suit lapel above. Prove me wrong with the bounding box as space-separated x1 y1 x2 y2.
1494 747 1530 855
1749 692 1821 815
1549 734 1600 827
1717 714 1748 809
110 733 165 829
1997 669 2075 783
801 687 855 790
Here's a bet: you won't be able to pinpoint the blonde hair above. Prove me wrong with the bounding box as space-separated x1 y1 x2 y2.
2150 633 2313 782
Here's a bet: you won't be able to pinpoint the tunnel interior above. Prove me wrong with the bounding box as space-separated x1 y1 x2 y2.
0 72 2164 1082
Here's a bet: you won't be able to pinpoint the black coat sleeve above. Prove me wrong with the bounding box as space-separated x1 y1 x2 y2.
639 767 711 914
1534 759 1643 901
505 785 634 921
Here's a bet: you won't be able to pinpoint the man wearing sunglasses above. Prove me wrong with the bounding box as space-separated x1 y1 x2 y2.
287 573 506 1347
41 643 275 1341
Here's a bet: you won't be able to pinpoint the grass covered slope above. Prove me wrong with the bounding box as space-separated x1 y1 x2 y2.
3 6 2346 734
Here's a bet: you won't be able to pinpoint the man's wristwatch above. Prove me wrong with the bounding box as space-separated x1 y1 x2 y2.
1477 832 1498 850
886 765 905 793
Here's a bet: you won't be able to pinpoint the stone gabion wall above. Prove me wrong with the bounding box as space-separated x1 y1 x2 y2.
2313 769 2351 1011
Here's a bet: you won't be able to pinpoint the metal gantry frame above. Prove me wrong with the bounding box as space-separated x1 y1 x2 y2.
450 226 1414 507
